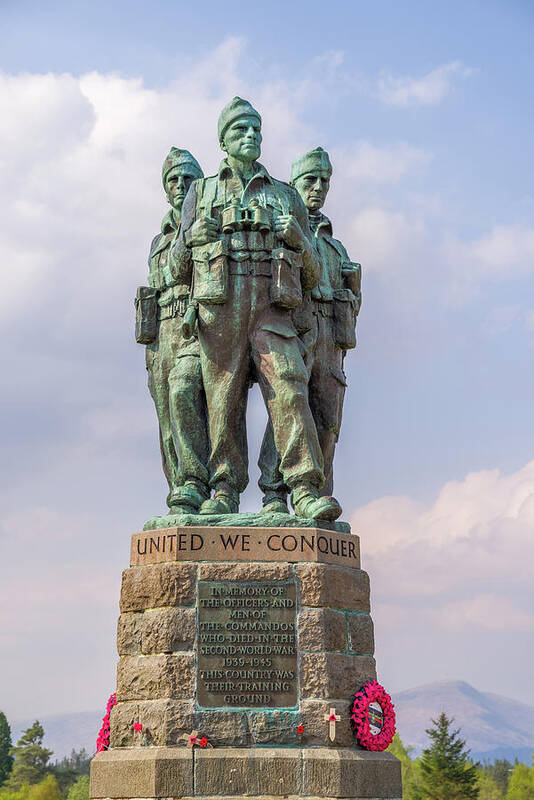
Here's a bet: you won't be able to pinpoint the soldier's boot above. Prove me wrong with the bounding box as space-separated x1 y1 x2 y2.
200 483 240 515
260 491 289 515
168 480 209 515
291 483 342 522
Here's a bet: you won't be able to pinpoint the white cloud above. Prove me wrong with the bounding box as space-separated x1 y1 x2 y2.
0 47 524 340
309 50 345 78
443 224 534 303
351 460 534 701
332 141 431 184
353 460 534 627
331 205 534 314
0 37 324 330
335 205 436 314
376 61 472 107
345 206 426 272
427 595 533 631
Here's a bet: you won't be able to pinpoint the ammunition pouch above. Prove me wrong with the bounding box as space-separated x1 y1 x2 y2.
158 296 188 321
135 286 158 344
229 260 272 277
270 247 303 310
333 288 358 350
182 302 198 340
248 229 275 254
341 261 362 298
312 299 334 318
192 239 228 304
292 294 314 335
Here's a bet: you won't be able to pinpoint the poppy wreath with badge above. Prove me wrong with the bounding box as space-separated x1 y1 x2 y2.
350 680 396 751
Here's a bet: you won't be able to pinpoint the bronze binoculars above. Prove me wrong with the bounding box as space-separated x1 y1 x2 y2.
221 198 272 234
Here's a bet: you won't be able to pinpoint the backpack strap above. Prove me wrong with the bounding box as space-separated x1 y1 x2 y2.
196 176 218 218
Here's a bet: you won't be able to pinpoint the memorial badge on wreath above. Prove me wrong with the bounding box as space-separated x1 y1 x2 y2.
350 680 396 751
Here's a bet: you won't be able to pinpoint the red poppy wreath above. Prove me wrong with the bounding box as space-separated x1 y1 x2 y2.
350 681 396 751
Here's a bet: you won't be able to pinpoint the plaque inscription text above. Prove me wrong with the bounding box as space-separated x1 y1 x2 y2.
197 580 298 709
131 527 360 569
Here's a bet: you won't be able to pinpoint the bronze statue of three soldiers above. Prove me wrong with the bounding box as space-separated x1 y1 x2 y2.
136 98 361 522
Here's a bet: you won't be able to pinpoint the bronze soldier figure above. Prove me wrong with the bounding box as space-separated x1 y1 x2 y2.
258 148 361 513
170 99 342 521
136 148 210 514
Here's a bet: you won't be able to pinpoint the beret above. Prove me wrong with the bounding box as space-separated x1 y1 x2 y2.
162 148 203 187
290 147 332 183
218 97 261 145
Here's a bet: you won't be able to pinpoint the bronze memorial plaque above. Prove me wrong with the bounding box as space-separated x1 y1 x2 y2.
197 580 298 708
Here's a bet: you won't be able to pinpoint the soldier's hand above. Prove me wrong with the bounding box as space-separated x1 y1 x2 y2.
274 214 306 251
187 216 219 247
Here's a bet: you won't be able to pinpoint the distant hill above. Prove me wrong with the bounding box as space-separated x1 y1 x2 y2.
10 680 534 763
392 680 534 764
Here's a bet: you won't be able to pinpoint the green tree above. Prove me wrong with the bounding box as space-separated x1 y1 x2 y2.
483 760 514 795
416 712 479 800
51 750 90 796
477 768 505 800
388 732 422 800
0 713 14 786
4 723 52 791
26 776 61 800
0 782 30 800
66 776 89 800
506 760 534 800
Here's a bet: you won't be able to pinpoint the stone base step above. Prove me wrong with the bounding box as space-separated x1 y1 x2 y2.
90 746 401 799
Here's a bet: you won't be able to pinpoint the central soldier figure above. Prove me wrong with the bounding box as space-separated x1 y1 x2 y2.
171 97 341 521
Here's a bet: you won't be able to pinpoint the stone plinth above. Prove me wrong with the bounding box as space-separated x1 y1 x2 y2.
91 746 402 799
112 530 375 749
91 525 401 800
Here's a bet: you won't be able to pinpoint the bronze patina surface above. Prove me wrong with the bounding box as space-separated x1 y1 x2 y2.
259 147 361 507
197 580 298 709
137 99 359 525
137 148 209 517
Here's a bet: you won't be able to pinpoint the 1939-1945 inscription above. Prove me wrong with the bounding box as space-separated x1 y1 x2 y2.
197 580 298 709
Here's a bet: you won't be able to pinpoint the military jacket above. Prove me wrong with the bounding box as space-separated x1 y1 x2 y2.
309 212 361 305
170 160 320 298
293 212 361 350
148 209 190 318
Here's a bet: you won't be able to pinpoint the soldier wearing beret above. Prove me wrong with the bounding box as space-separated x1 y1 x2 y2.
141 148 210 514
258 147 361 512
171 99 342 520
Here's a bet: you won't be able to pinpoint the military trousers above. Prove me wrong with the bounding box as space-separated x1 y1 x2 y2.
259 307 346 497
146 314 210 503
197 270 325 495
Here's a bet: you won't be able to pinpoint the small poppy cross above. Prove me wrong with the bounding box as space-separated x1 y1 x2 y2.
180 729 199 748
324 708 340 741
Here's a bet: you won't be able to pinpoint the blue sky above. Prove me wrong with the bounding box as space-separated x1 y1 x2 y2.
0 0 533 728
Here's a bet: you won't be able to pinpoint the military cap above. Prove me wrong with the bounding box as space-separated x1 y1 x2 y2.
161 148 203 187
290 147 333 184
218 97 262 145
